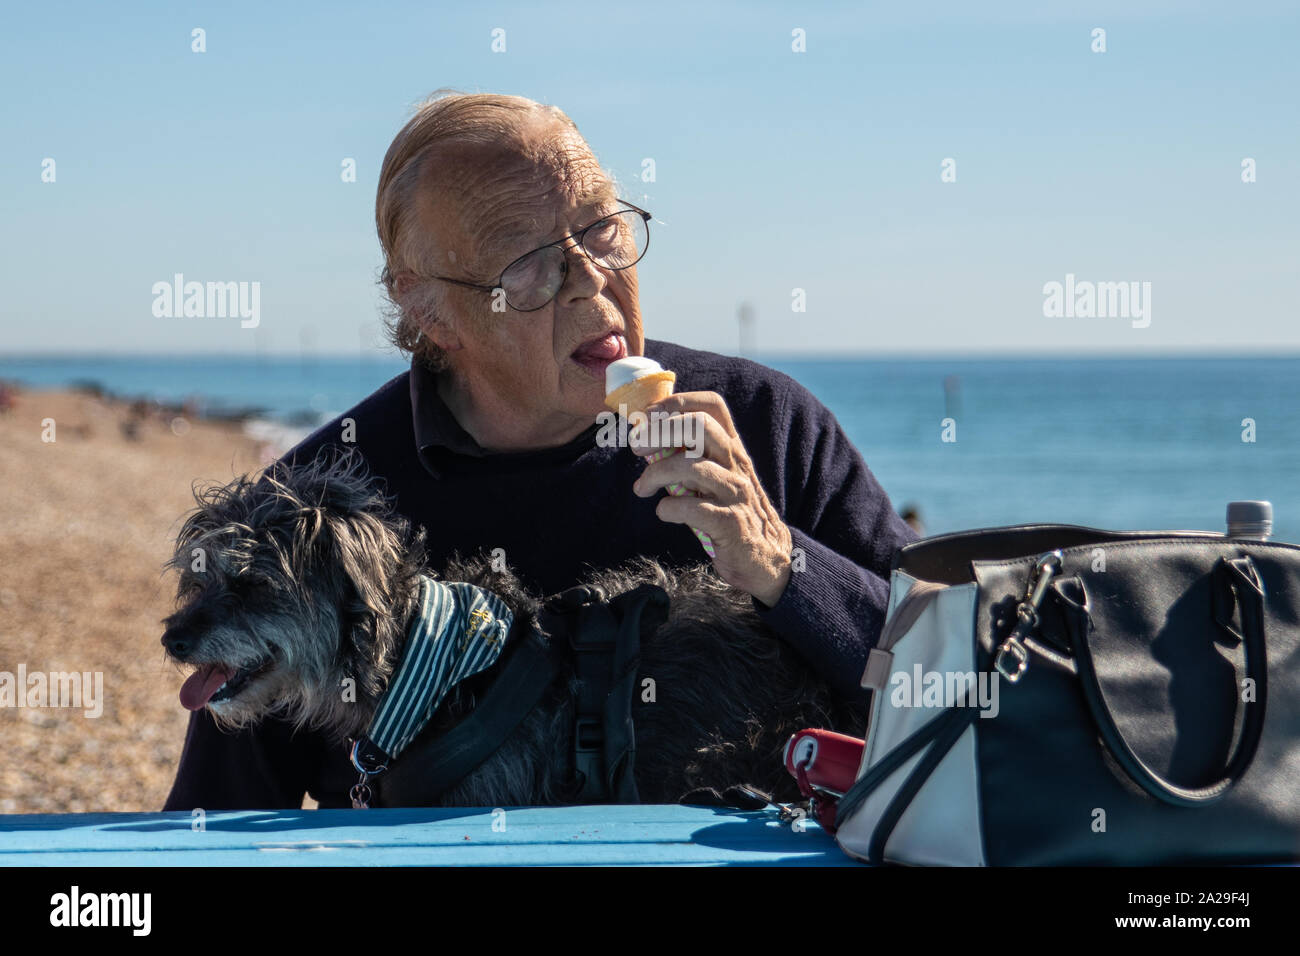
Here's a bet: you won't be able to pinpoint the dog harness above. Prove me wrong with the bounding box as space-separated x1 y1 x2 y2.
348 577 671 808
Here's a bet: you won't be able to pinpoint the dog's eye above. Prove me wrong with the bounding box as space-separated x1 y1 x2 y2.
235 574 283 600
177 581 204 604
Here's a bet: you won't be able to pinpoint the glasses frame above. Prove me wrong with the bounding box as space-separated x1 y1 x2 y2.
425 199 652 312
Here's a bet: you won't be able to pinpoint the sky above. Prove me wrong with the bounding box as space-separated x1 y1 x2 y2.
2 0 1297 358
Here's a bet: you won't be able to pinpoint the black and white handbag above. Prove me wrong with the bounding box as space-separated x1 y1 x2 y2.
832 524 1300 865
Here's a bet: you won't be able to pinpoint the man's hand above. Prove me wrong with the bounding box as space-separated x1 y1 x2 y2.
629 391 793 608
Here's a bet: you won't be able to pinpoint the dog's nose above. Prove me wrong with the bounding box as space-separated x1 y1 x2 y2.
162 627 195 660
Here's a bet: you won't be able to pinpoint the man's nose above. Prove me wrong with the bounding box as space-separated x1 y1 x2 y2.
557 239 607 300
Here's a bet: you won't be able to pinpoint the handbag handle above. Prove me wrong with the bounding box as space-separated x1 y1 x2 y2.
1062 555 1268 808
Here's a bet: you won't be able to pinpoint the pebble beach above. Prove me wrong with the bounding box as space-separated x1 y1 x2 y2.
0 385 272 812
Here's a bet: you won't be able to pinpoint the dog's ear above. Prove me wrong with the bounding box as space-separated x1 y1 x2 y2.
263 449 408 579
318 503 423 689
166 473 261 583
323 509 407 616
260 452 423 680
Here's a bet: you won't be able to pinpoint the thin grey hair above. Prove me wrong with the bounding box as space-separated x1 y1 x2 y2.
375 89 581 372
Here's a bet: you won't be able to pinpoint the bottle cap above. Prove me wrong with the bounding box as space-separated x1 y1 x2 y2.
1227 501 1272 525
1226 500 1273 540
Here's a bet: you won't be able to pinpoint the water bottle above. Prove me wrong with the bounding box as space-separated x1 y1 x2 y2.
1226 501 1272 541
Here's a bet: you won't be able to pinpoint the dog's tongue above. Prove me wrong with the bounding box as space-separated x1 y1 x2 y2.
180 663 235 711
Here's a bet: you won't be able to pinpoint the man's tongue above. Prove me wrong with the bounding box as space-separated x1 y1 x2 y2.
572 333 625 376
180 663 236 711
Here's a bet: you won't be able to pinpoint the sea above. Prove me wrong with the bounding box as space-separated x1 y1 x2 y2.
2 353 1297 543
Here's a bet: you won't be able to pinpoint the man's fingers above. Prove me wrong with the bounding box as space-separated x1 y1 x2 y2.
627 410 730 462
634 455 740 502
642 391 738 438
653 495 731 538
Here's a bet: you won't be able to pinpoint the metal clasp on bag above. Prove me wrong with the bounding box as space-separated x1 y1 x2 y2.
994 550 1063 683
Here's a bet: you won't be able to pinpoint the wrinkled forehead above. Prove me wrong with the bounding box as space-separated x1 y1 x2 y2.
417 122 617 269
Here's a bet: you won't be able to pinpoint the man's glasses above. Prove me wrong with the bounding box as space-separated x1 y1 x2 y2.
426 200 651 312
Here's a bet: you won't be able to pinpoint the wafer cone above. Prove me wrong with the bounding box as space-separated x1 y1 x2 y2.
603 370 676 416
602 364 716 558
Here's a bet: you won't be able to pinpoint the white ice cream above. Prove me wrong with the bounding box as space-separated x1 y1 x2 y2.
605 356 666 395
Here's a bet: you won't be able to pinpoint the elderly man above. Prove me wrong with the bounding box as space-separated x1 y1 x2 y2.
163 92 917 810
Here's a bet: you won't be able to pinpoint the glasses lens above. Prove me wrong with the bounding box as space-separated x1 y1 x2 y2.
583 210 648 269
497 209 649 311
500 246 566 311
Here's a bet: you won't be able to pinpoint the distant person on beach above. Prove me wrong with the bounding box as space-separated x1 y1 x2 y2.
163 91 918 811
121 399 149 441
900 504 925 536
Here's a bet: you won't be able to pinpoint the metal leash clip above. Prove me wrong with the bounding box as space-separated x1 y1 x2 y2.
348 738 388 810
994 550 1063 683
350 777 373 810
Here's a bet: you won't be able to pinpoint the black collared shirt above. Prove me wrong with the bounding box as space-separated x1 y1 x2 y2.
407 357 606 480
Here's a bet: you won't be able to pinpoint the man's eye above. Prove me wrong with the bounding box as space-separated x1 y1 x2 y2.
506 253 548 285
590 221 617 239
585 219 623 252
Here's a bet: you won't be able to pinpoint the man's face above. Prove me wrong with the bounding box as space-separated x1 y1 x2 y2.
415 120 645 434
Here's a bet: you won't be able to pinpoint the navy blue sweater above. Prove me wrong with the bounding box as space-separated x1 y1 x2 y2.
162 340 917 810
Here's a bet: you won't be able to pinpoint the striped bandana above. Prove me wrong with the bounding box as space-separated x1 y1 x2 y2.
356 574 514 768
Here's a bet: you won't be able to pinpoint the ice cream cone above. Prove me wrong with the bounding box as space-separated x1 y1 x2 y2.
604 358 715 559
604 370 676 416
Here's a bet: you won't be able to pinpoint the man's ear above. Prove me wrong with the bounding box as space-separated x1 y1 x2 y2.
424 321 463 354
393 271 463 353
392 270 421 298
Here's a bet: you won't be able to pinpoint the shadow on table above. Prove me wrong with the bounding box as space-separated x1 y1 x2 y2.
0 807 494 835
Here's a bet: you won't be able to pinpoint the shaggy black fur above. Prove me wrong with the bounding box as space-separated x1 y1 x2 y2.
163 450 868 807
384 553 869 806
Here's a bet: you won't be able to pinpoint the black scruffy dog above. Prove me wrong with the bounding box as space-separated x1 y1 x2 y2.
161 452 866 806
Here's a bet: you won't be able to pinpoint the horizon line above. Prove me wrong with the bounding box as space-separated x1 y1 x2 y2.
4 348 1300 363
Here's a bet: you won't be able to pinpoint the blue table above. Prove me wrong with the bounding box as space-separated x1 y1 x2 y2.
0 804 858 866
